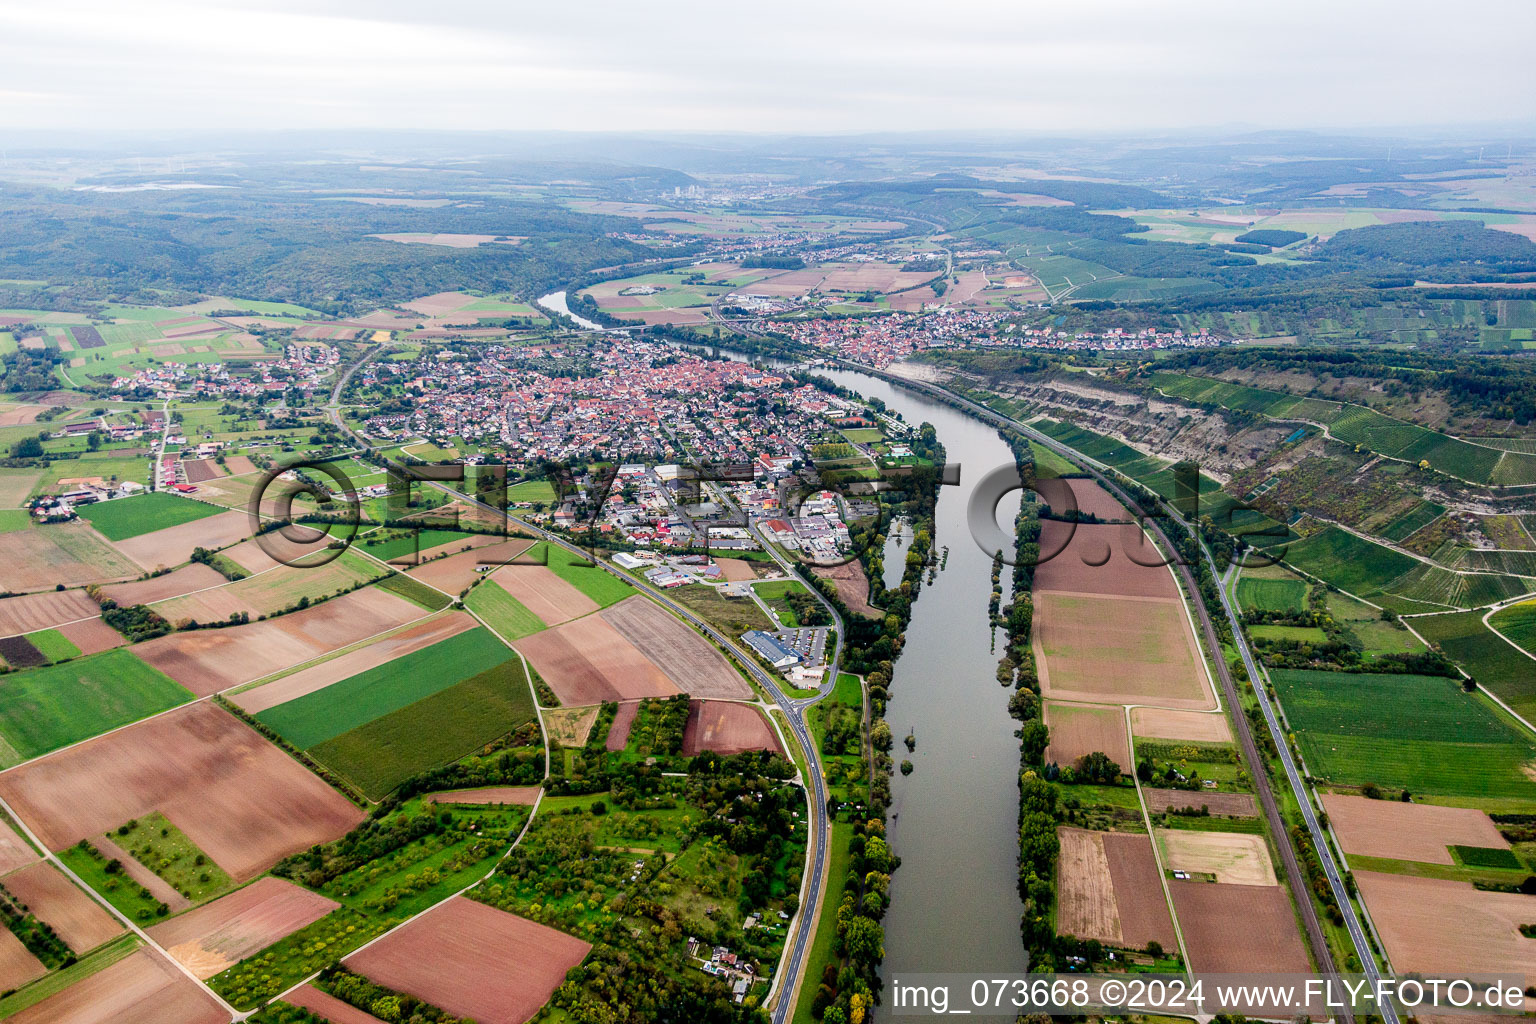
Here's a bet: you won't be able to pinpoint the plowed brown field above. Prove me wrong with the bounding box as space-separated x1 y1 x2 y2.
8 948 226 1024
345 896 590 1024
0 589 101 636
0 702 363 881
490 566 598 625
149 877 339 978
133 586 423 694
514 615 679 705
603 596 749 699
0 862 122 952
1323 795 1508 866
682 701 780 756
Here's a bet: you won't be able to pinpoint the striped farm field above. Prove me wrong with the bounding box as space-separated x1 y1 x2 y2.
1236 576 1308 615
1414 610 1536 720
1489 599 1536 657
1270 668 1536 799
254 626 513 749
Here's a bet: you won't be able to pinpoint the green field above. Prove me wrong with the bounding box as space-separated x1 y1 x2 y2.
0 651 192 766
1489 599 1536 657
527 542 634 606
373 571 452 611
1270 668 1536 799
507 479 557 503
1284 526 1417 596
25 628 80 663
308 659 537 800
59 842 170 923
1325 591 1425 658
254 627 513 748
1450 844 1523 869
1413 610 1536 719
355 527 488 562
1236 576 1309 615
0 508 31 533
465 579 546 640
1250 624 1327 643
110 812 233 902
73 492 224 541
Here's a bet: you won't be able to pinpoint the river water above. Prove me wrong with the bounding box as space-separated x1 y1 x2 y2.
535 290 604 331
813 368 1027 1012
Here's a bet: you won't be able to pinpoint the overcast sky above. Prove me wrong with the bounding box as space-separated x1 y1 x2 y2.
0 0 1532 135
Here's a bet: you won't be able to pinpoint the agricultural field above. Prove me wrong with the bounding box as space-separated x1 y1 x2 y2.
1411 610 1536 719
465 577 547 639
1488 598 1536 656
0 650 193 766
1042 702 1131 771
1269 668 1536 799
1053 828 1176 950
1353 870 1536 980
1033 591 1212 709
1235 574 1309 615
0 701 363 881
1321 794 1508 866
600 595 750 699
73 493 224 541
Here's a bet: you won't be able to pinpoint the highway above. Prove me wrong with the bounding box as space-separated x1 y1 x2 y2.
324 373 843 1024
831 364 1391 1024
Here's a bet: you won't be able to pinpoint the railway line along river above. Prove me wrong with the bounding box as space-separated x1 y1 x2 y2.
813 367 1027 1018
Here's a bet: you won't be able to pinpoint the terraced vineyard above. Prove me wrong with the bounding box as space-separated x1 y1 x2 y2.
1282 525 1535 613
1150 372 1536 485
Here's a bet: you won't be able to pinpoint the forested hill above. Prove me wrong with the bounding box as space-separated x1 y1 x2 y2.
0 187 657 315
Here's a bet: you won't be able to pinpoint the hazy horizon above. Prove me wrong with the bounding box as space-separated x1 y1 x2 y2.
1 0 1532 135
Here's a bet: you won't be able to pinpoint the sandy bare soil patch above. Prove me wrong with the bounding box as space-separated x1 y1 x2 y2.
1129 707 1232 744
56 617 126 655
488 567 598 626
286 984 389 1024
112 510 253 570
1034 591 1212 709
1143 789 1257 817
1322 795 1507 866
0 701 363 881
1171 880 1311 975
714 557 760 583
233 612 476 713
134 586 423 694
0 589 101 636
94 835 189 911
149 876 339 978
606 701 639 751
811 560 881 619
346 896 591 1024
1043 702 1131 771
0 928 46 991
8 947 227 1024
1 862 122 951
1055 826 1121 943
542 705 598 747
1353 870 1536 977
1157 830 1276 886
404 538 534 594
1102 832 1177 950
682 701 781 756
424 786 540 806
0 822 38 875
514 615 679 705
98 563 228 607
602 596 750 699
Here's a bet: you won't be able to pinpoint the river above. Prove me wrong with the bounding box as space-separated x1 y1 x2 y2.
814 368 1027 1015
643 338 1031 999
535 290 605 331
